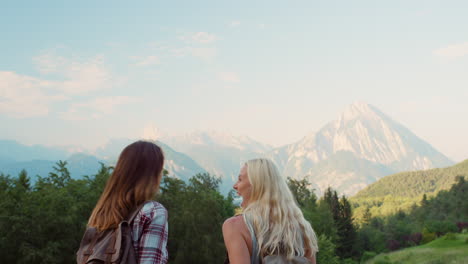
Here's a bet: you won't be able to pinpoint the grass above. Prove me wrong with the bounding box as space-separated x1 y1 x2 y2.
365 234 468 264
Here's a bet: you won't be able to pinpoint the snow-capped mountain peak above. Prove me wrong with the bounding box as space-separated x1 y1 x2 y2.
161 130 271 153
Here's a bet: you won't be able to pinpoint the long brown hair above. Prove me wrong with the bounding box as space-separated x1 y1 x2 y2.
88 140 165 230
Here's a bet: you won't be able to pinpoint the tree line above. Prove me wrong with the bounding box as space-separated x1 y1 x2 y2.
0 162 466 263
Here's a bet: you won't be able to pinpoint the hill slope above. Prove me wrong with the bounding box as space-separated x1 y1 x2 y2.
366 234 468 264
355 159 468 198
352 159 468 222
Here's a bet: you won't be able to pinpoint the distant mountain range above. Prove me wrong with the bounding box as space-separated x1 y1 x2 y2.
0 139 206 184
94 138 206 182
0 140 72 162
0 141 103 181
0 102 456 196
159 131 272 192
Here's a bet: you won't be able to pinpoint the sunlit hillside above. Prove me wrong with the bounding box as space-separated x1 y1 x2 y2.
365 233 468 264
352 159 468 222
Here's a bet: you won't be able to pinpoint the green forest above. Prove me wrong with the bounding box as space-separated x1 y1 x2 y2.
1 161 467 264
352 160 468 223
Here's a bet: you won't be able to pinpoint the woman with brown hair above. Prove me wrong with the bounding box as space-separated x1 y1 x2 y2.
87 140 168 263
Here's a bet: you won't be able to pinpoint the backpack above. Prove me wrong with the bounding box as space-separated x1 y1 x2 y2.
76 204 144 264
262 255 311 264
223 254 312 264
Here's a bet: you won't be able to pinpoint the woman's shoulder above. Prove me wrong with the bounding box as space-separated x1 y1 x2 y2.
223 214 245 231
139 201 167 219
224 214 243 223
223 214 253 258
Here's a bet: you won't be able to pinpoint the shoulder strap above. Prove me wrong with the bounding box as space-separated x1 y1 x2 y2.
125 202 146 223
243 215 261 264
244 216 311 264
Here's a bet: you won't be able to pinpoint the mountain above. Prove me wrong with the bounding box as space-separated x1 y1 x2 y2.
94 138 207 182
354 159 468 199
0 102 455 196
0 153 103 181
303 151 396 196
160 131 272 192
0 140 100 180
0 139 206 184
0 140 70 162
66 153 105 178
268 102 453 196
0 160 56 180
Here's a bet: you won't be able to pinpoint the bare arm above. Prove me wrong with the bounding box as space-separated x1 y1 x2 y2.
305 248 316 264
307 254 316 264
222 217 251 264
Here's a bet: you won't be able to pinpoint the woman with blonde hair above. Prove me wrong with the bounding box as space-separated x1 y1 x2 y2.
84 140 168 263
223 158 318 264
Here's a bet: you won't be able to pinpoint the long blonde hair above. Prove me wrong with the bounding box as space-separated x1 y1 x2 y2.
88 140 164 230
242 158 318 258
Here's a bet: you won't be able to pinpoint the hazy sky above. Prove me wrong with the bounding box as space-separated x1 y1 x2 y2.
1 0 467 161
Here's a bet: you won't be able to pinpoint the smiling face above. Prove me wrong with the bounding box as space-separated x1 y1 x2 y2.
233 164 252 207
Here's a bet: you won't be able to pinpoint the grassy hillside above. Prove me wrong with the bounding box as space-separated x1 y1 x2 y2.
355 159 468 198
365 233 468 264
351 160 468 221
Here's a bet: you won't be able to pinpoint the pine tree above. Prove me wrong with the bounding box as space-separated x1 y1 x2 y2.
362 207 372 226
323 188 357 259
337 196 357 259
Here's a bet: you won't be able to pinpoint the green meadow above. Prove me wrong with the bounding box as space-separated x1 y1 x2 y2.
365 233 468 264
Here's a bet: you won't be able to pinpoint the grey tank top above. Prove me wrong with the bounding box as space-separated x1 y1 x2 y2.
244 216 261 264
243 217 310 264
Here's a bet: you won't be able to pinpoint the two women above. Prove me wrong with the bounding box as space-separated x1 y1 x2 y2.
86 141 317 264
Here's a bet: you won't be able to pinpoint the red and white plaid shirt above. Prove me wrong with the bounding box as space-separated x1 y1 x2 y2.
131 201 169 264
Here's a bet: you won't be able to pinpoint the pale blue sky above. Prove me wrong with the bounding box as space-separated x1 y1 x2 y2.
1 0 467 161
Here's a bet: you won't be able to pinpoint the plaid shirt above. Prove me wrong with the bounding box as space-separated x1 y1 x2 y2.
131 201 169 264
